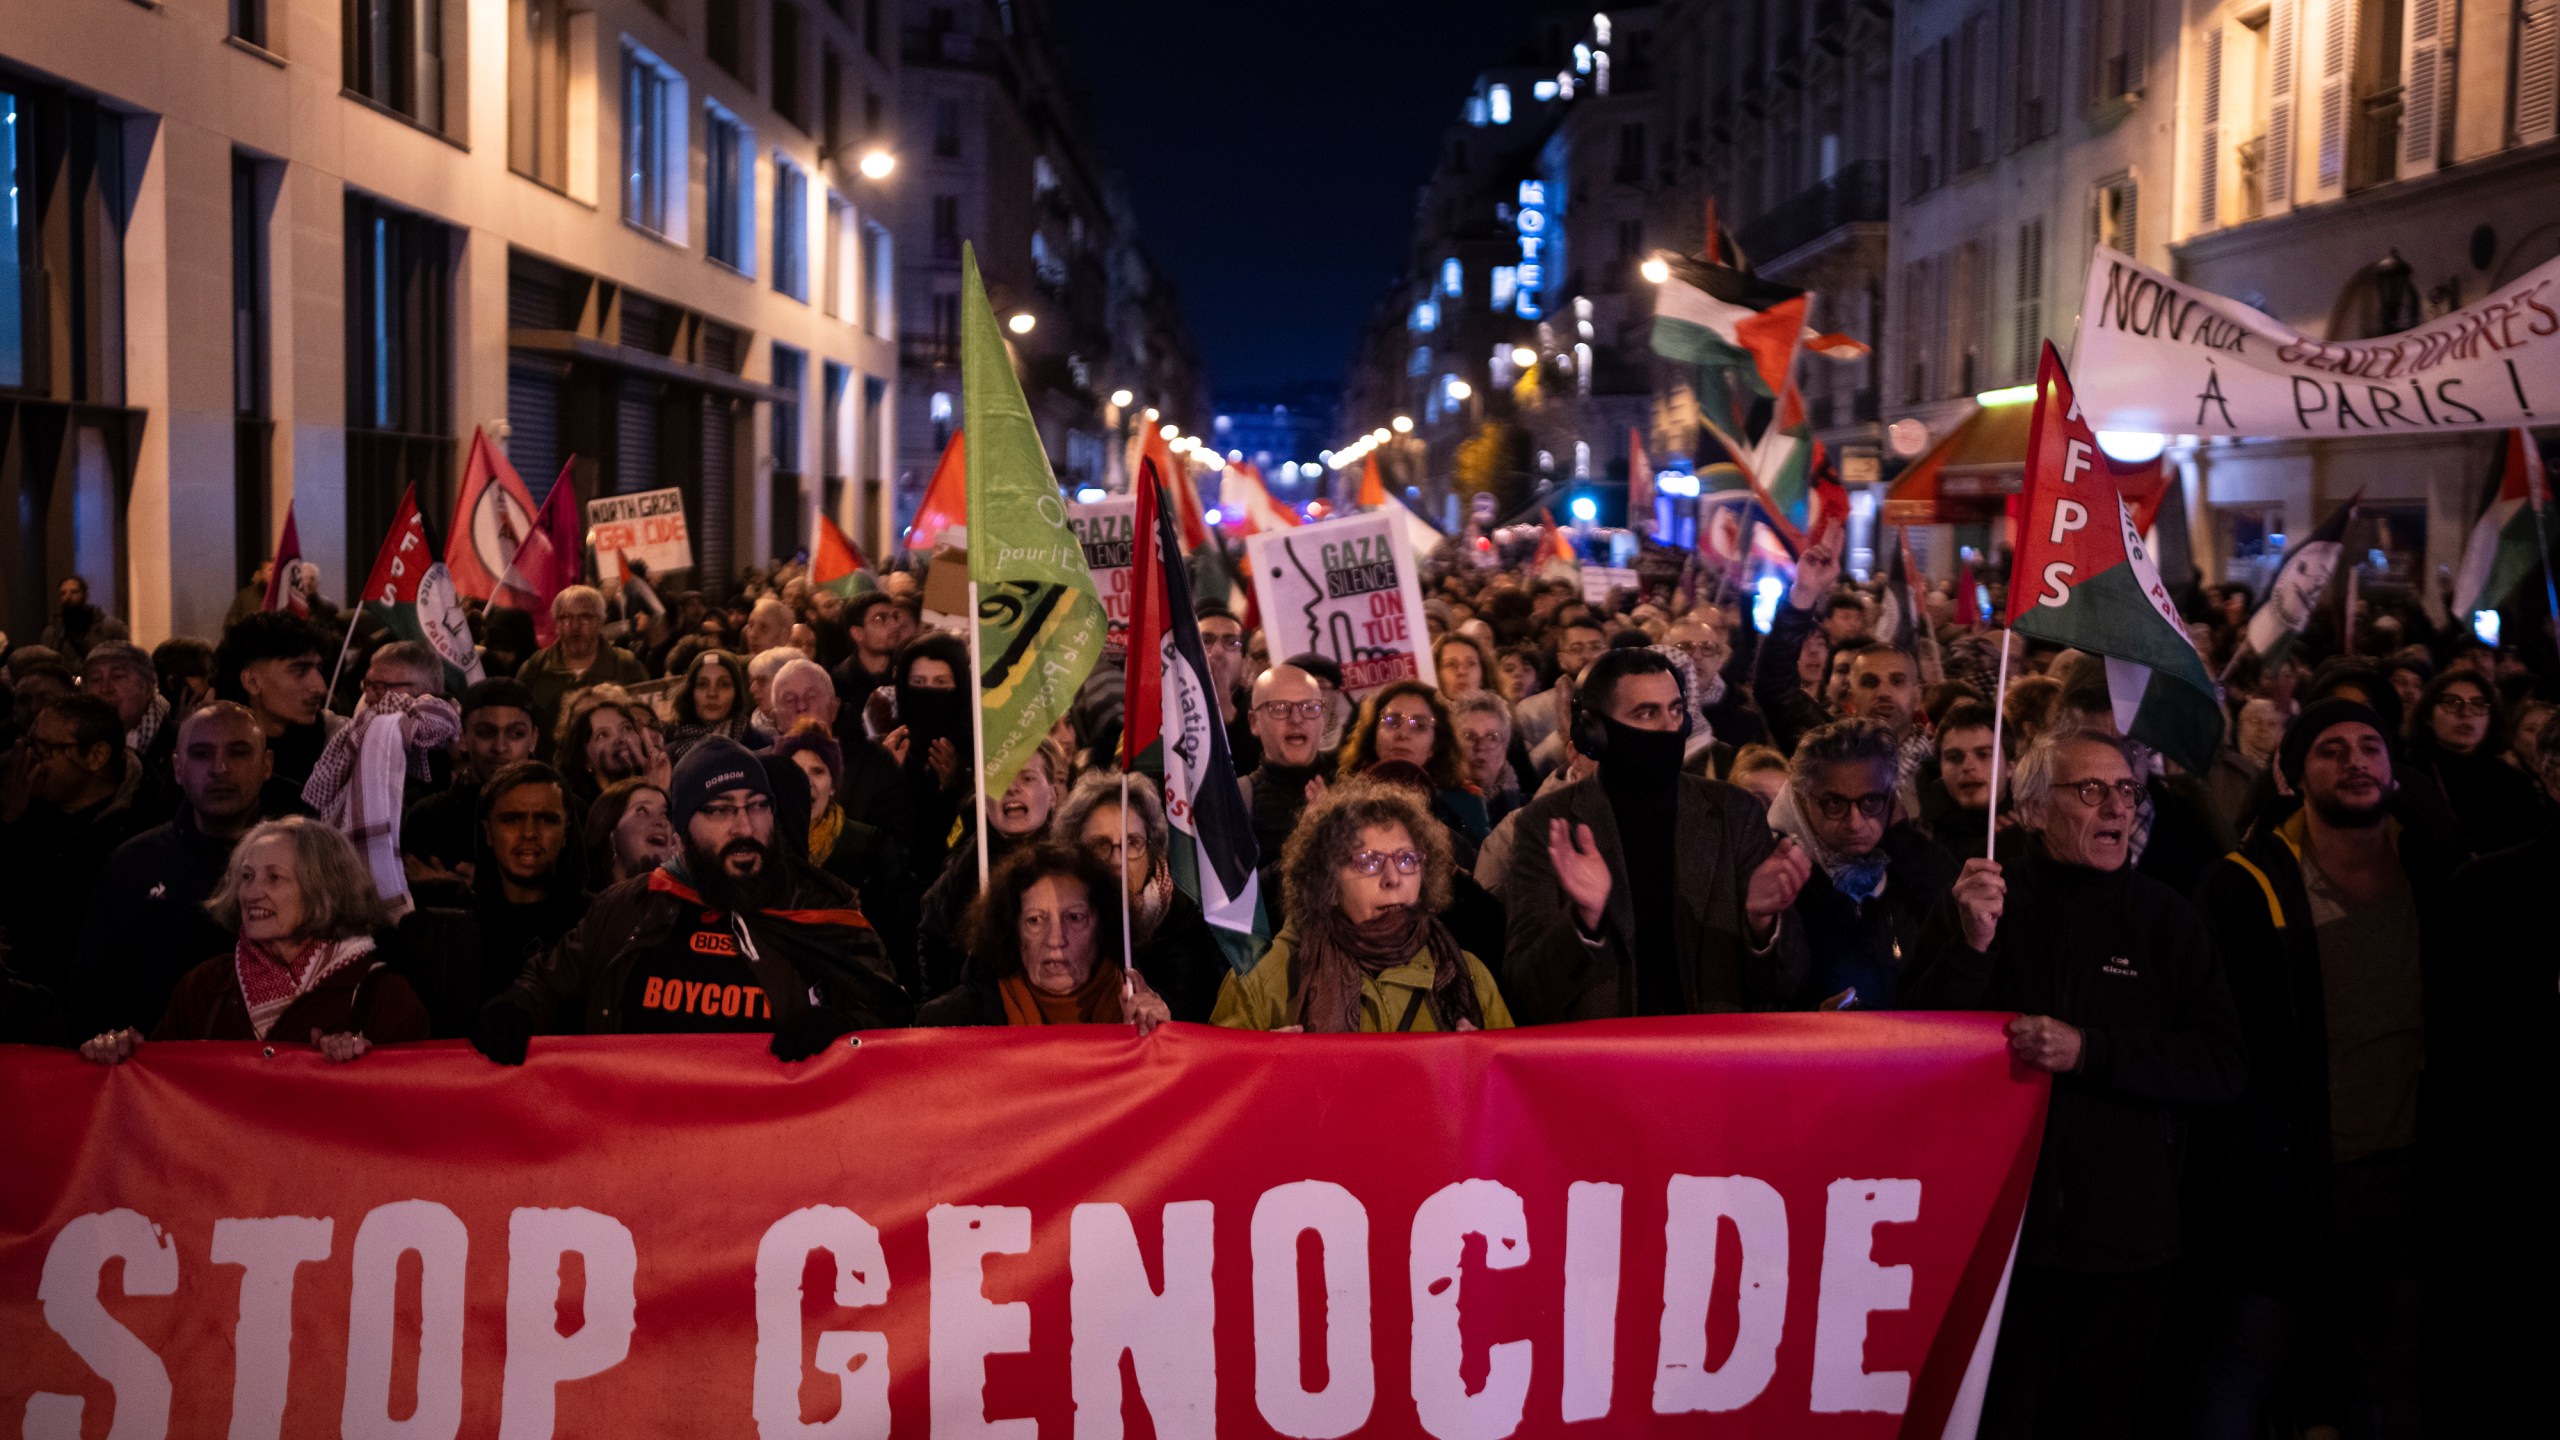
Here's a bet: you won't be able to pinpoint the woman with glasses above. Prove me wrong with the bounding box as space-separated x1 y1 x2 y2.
919 841 1172 1032
1336 680 1492 861
1054 772 1229 1022
2403 668 2543 858
1213 779 1510 1033
1766 718 1959 1010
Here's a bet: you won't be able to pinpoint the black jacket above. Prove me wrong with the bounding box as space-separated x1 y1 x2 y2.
1502 773 1807 1022
72 808 244 1036
1906 834 2246 1272
494 864 909 1036
2189 809 2453 1297
1750 599 1831 758
1133 888 1234 1025
1789 822 1959 1010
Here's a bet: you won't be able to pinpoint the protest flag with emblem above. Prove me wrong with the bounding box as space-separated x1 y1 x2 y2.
2008 344 2224 773
1125 458 1268 973
2451 428 2556 620
488 462 584 647
2242 493 2359 663
903 431 967 554
445 428 539 602
812 514 879 600
358 485 484 693
960 241 1106 809
261 503 307 616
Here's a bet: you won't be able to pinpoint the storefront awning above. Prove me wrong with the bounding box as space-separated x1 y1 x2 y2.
509 330 789 403
1880 400 2032 525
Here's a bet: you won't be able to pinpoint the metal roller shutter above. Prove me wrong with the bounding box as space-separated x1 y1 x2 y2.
616 377 661 495
506 358 564 502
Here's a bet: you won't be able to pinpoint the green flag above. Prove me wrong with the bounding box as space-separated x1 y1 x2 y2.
960 242 1104 800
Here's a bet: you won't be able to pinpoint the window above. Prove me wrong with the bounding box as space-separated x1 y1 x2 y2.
1490 266 1518 312
865 90 884 139
933 98 962 158
707 0 751 85
2521 0 2559 145
1616 122 1646 181
706 103 756 272
930 390 954 451
865 0 883 57
822 48 844 155
0 88 24 391
233 156 273 587
864 219 893 337
822 359 851 487
1950 240 1987 393
344 0 446 131
2013 0 2062 144
1907 44 1942 196
931 293 959 348
2093 171 2140 257
345 191 457 573
772 4 808 132
1594 12 1612 45
232 0 272 49
1410 299 1438 333
509 0 571 191
1441 257 1463 298
772 154 808 300
1409 345 1433 378
2092 0 2151 102
623 45 685 238
2012 219 2045 382
824 192 851 318
931 194 960 261
1902 257 1935 402
771 344 806 556
1489 83 1513 124
1955 12 1992 172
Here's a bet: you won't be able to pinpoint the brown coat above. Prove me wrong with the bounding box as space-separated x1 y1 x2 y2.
152 950 432 1044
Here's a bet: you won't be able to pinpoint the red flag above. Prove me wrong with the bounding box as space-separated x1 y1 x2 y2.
1357 453 1388 509
1220 461 1300 536
490 464 584 646
1121 460 1170 770
1138 428 1210 551
445 428 540 601
902 431 966 553
812 514 875 597
1956 557 1984 629
260 503 307 616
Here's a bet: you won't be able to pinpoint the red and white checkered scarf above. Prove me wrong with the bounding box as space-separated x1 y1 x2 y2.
233 934 375 1040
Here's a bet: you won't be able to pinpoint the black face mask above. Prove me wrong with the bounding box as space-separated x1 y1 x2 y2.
1596 717 1687 787
897 685 967 748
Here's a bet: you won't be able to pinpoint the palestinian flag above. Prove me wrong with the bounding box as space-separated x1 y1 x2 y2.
1220 461 1301 537
1125 458 1267 974
1650 253 1809 435
1874 527 1925 653
2451 429 2555 618
903 430 966 553
2009 344 2223 773
358 485 484 694
812 514 877 599
261 503 308 617
2242 494 2358 663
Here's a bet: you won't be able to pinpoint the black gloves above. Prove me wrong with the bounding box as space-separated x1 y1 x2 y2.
470 1003 536 1066
770 1008 855 1062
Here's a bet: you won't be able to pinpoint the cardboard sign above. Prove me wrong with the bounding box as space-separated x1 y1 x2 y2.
1581 565 1640 604
1065 497 1137 658
586 488 695 582
1246 511 1430 698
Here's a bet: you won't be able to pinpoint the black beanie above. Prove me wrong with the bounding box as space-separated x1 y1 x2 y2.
669 737 773 830
2279 697 2392 789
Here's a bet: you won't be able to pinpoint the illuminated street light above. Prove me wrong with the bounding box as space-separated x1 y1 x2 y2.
1392 415 1414 433
1639 255 1671 284
857 149 898 181
1160 422 1181 439
1007 311 1037 335
1371 428 1390 442
1143 407 1161 422
1568 496 1598 523
1446 380 1473 401
1110 389 1135 408
1510 345 1538 368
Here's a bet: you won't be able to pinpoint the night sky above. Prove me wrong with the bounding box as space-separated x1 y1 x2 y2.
1052 0 1542 403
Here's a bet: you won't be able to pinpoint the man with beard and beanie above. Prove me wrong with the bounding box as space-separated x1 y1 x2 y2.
1769 717 1960 1011
467 737 909 1063
1502 647 1812 1023
2188 698 2451 1440
1904 729 2246 1440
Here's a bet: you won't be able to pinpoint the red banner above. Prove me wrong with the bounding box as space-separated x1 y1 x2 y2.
1 1015 2043 1439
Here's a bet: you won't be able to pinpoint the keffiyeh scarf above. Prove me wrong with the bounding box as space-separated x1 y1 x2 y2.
233 934 376 1039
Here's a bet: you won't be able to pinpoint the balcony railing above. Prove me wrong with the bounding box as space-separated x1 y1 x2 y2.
1733 158 1891 265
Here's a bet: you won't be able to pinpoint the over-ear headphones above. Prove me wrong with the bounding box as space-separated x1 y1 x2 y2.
1568 648 1694 761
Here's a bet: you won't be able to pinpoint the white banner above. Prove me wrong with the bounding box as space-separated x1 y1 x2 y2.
1064 498 1136 657
586 488 695 581
1246 511 1429 699
2071 246 2560 438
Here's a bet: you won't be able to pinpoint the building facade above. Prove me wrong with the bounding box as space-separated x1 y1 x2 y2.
2 0 910 644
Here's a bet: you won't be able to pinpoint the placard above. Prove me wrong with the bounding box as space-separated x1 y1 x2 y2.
1246 511 1431 697
1065 497 1137 657
585 488 695 581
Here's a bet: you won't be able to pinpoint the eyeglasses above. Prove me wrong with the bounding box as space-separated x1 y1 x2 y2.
1255 699 1326 721
1083 836 1137 863
2061 778 2145 809
694 797 775 824
361 678 428 701
1811 791 1893 821
1347 848 1423 877
1200 634 1246 653
2436 694 2495 717
1377 713 1438 734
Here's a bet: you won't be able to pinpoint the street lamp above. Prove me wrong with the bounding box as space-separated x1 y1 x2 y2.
1392 415 1414 434
1109 389 1135 408
1639 255 1671 285
1371 428 1390 443
1160 422 1180 439
857 149 897 180
1446 380 1473 401
1143 407 1161 422
1007 311 1037 336
1510 345 1538 369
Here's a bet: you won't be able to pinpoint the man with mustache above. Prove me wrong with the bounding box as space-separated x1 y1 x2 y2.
2188 699 2450 1439
469 737 908 1063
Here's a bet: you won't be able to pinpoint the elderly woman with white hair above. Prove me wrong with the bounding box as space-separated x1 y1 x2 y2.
79 816 431 1062
1903 727 2244 1440
1053 772 1229 1022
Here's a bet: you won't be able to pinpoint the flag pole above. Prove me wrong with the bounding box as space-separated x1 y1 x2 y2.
1983 628 2013 858
967 579 991 890
323 606 363 713
1118 767 1136 1008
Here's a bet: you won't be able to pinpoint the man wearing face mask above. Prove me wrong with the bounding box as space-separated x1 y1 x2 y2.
1503 648 1812 1023
1768 718 1958 1011
469 737 908 1063
1905 729 2244 1440
2187 699 2450 1440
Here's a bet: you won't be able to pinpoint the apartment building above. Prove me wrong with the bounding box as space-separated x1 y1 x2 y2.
0 0 901 644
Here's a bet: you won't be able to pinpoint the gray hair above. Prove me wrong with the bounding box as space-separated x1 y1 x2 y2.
1451 691 1513 740
552 584 605 619
205 816 395 942
748 646 800 682
1053 770 1167 861
2008 727 2148 829
1787 717 1901 795
369 640 437 676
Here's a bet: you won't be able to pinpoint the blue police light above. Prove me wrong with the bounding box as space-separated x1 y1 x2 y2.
2472 610 2502 646
1752 575 1784 634
1568 496 1598 523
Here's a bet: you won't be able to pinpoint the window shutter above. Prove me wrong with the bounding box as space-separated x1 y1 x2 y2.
2122 0 2150 93
2398 0 2445 177
2199 24 2224 229
2013 220 2046 383
2266 0 2298 208
2520 0 2560 146
2312 0 2356 197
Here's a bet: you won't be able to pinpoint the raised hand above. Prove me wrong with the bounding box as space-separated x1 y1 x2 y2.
882 725 912 764
1788 513 1844 611
1546 818 1614 931
1953 857 2006 953
1744 837 1811 936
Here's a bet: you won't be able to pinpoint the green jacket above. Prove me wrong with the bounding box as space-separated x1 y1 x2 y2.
1211 927 1514 1032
